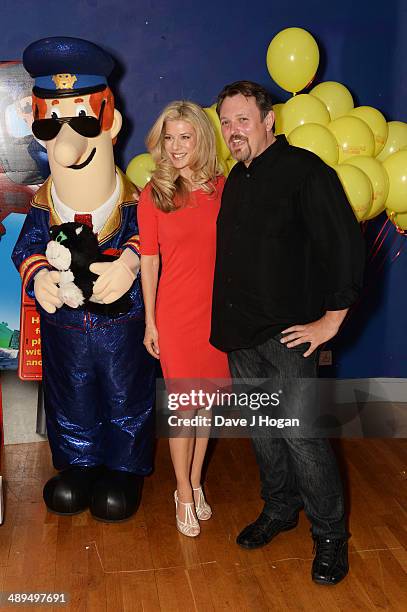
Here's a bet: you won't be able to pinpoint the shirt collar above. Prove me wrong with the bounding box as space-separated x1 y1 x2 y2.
32 168 137 245
234 134 289 173
51 173 121 234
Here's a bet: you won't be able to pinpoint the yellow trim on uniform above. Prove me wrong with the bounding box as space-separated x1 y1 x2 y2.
23 260 51 286
32 177 62 226
19 253 49 281
123 236 140 248
98 168 137 245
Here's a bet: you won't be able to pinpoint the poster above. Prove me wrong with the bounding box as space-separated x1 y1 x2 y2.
0 61 49 370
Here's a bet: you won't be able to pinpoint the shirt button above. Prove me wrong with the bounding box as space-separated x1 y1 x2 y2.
228 302 233 308
246 173 250 178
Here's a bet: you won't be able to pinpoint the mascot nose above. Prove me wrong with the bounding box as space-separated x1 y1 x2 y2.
53 123 88 167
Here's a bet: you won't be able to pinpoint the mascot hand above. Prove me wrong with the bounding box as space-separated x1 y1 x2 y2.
34 269 62 313
90 249 140 304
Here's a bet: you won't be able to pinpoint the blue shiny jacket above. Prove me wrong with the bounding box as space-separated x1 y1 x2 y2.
12 168 144 329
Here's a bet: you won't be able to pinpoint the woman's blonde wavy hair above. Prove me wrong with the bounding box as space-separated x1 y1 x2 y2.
146 100 222 212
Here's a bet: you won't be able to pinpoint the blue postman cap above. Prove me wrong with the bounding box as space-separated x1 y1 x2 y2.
23 37 115 98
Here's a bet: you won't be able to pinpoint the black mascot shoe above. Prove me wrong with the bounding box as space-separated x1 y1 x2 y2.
89 470 143 522
312 537 349 585
236 512 299 549
43 466 104 515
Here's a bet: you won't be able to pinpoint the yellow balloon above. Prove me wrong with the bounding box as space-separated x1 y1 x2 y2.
386 209 407 231
348 106 388 157
345 156 389 220
328 116 375 163
288 123 338 166
383 150 407 213
272 103 285 135
335 164 373 221
376 121 407 162
310 81 354 120
266 27 319 94
126 153 155 189
215 157 230 176
225 157 237 174
204 105 230 162
281 94 330 136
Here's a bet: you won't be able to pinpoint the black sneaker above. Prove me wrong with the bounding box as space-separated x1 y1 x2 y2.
312 537 349 585
236 512 298 549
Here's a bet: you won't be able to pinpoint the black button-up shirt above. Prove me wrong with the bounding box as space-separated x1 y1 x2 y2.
210 135 365 352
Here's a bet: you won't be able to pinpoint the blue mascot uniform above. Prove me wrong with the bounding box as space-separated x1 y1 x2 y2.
12 37 156 521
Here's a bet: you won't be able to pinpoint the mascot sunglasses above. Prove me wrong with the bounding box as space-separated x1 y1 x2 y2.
32 100 105 141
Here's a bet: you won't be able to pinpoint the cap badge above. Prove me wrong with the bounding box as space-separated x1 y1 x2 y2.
52 73 77 89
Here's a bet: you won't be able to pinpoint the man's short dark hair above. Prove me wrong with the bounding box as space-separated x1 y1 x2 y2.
216 81 274 120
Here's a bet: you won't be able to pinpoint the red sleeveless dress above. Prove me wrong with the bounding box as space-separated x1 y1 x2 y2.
138 177 230 383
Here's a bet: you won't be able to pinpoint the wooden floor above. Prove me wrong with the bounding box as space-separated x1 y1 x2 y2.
0 438 406 611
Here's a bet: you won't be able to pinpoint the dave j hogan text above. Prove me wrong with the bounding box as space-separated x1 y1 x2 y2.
167 414 300 429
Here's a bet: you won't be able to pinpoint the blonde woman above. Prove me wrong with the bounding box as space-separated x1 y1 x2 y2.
138 101 230 537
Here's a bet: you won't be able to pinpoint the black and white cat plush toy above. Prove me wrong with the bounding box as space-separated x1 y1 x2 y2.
46 222 132 316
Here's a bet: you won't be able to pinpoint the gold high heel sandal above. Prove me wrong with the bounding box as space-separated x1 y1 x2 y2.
193 485 212 520
174 491 200 537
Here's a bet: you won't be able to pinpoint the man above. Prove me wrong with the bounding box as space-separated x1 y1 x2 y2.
12 37 156 522
210 81 365 585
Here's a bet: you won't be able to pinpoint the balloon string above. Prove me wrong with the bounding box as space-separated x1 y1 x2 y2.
341 225 405 330
390 237 406 263
374 232 400 275
368 217 389 260
369 224 392 263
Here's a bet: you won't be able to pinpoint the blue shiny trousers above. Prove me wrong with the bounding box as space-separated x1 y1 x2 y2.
40 316 156 474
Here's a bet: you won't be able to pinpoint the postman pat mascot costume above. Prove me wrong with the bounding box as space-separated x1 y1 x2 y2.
12 37 156 522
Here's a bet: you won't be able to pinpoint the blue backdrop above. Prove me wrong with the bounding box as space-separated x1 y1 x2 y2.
0 0 406 376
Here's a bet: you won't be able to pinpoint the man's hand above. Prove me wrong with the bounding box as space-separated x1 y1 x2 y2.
90 249 140 304
33 268 62 313
143 322 160 359
280 310 348 357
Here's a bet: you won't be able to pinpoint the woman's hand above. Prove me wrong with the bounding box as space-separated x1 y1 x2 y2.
144 322 160 359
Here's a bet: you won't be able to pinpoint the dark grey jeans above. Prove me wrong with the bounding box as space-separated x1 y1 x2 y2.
228 333 347 539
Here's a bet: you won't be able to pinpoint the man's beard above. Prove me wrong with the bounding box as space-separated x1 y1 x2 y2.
230 138 251 162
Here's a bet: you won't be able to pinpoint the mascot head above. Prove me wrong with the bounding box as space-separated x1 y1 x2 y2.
23 37 122 209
